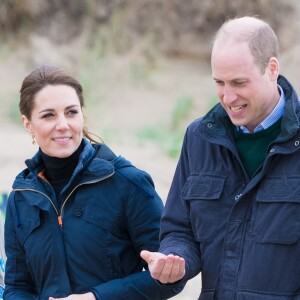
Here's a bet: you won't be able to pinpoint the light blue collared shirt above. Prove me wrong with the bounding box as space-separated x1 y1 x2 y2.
239 85 285 133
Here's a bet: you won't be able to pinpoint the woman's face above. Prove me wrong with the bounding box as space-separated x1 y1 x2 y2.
22 84 84 158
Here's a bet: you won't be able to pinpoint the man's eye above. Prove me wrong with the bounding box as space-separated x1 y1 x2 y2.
214 81 224 86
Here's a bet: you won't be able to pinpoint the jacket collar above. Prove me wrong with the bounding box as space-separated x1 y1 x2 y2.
196 74 300 142
13 139 114 191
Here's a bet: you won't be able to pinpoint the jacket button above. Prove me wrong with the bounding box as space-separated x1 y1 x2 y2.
74 208 82 217
295 140 299 146
235 194 242 201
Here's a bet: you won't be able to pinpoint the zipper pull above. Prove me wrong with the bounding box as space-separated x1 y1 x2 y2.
58 215 63 227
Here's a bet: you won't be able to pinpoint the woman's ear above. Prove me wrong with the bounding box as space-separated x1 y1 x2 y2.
21 115 33 134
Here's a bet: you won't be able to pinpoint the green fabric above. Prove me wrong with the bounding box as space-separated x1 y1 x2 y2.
233 118 282 178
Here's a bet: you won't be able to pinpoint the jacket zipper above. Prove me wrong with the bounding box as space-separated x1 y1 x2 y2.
59 171 115 226
13 171 115 227
13 188 60 223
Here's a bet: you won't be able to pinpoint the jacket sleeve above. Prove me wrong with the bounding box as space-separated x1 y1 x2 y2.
159 126 202 283
91 171 184 300
3 194 38 300
90 270 182 300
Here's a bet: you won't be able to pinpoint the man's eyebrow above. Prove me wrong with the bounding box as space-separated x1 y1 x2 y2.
213 77 249 82
213 77 222 81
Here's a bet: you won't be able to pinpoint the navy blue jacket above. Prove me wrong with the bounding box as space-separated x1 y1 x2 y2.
4 141 179 300
159 75 300 299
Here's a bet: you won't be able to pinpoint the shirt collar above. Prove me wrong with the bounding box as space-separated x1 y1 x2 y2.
239 84 285 133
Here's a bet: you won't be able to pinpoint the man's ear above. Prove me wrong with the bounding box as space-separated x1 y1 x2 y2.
21 115 33 134
268 57 279 81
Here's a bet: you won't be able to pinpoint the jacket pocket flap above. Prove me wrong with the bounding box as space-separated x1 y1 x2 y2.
257 176 300 203
16 206 41 246
182 174 226 200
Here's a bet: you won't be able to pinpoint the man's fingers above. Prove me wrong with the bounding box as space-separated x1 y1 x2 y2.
140 250 166 265
169 256 185 283
158 254 175 283
140 250 168 280
140 250 185 283
168 256 180 281
156 255 186 283
151 256 166 280
140 250 152 264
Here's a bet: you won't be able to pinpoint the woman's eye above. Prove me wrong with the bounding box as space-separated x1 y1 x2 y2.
67 109 78 116
41 113 54 119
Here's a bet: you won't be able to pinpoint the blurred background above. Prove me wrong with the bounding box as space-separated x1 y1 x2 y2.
0 0 299 298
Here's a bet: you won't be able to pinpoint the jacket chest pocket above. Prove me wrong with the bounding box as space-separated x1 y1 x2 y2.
253 177 300 244
15 206 42 248
182 174 226 243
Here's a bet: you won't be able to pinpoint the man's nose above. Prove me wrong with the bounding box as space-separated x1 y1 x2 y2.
222 86 237 104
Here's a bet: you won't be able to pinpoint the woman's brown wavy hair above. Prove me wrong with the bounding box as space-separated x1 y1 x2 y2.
19 65 100 143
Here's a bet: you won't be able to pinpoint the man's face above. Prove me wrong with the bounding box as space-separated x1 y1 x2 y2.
211 41 279 132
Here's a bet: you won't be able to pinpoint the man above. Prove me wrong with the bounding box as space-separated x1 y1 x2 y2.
141 16 300 298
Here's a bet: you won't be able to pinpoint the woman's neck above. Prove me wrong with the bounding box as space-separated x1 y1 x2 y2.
40 140 84 181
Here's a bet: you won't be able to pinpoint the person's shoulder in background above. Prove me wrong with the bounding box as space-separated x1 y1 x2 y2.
0 220 5 300
0 193 8 300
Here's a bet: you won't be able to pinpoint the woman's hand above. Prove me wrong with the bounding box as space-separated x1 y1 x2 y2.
49 292 96 300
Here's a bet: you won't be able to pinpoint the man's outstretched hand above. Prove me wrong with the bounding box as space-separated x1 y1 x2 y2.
140 250 185 284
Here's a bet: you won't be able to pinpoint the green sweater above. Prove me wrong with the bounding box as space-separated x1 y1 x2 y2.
233 118 282 178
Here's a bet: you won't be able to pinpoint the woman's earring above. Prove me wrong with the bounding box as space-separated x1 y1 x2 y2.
32 134 36 145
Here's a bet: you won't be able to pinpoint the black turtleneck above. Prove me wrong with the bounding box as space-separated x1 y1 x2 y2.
41 140 84 200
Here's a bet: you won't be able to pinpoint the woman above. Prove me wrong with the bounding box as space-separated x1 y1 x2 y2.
4 65 181 300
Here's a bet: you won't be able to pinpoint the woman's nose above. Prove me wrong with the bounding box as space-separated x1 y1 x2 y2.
56 116 69 129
